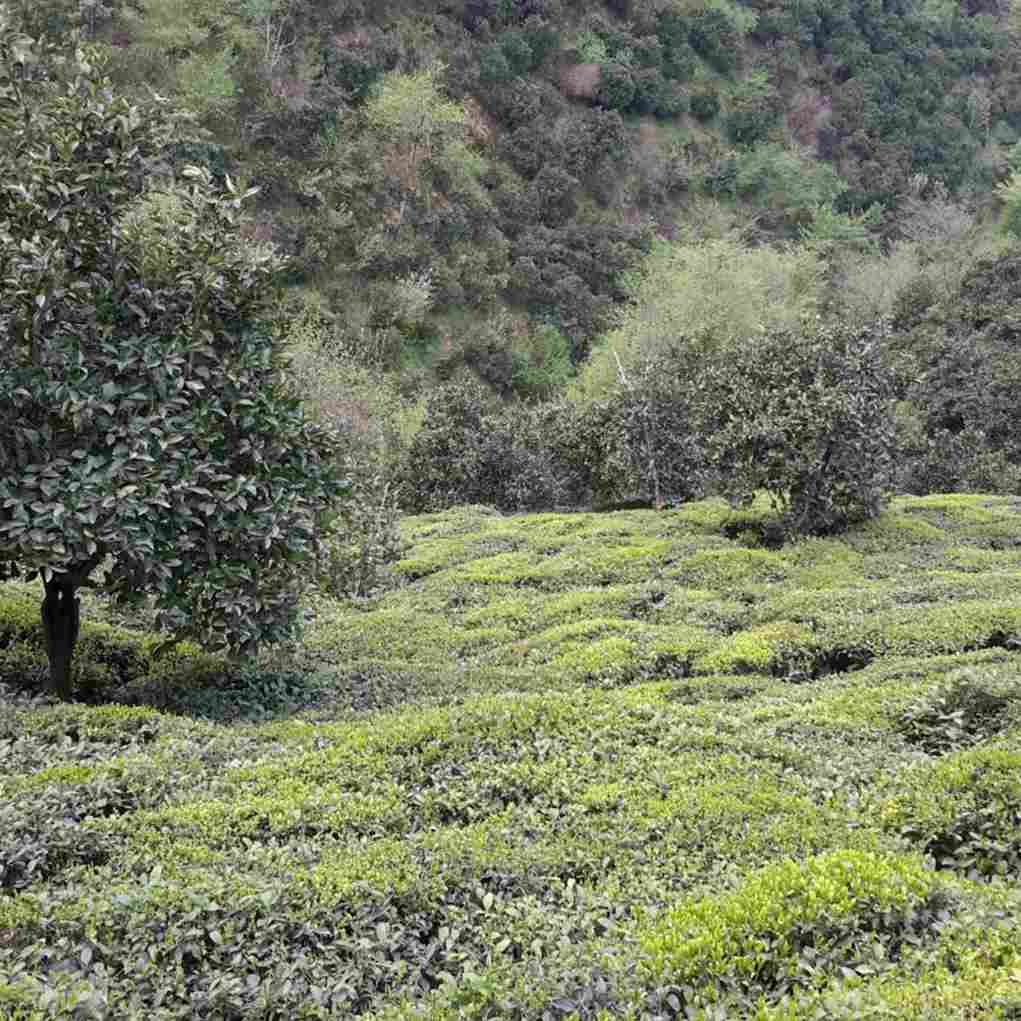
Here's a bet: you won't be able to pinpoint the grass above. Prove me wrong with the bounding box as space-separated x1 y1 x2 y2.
2 493 1021 1018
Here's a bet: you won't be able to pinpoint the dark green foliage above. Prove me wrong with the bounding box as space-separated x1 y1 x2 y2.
167 140 229 183
318 468 407 600
631 69 686 117
725 77 782 148
526 163 579 227
320 38 390 100
688 6 741 73
541 398 632 508
891 745 1021 882
461 0 562 32
478 40 513 82
694 322 897 536
403 378 572 511
509 220 651 354
0 590 238 703
520 16 559 64
402 319 895 527
403 377 494 511
894 249 1021 494
898 680 1014 756
925 800 1021 881
661 39 697 81
690 87 720 122
499 27 536 74
0 22 347 699
401 372 704 513
589 366 707 509
165 663 333 722
595 62 636 112
895 426 1021 498
759 0 1001 206
917 251 1021 458
1 800 116 890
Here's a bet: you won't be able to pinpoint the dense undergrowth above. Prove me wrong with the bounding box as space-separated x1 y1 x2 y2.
2 493 1021 1018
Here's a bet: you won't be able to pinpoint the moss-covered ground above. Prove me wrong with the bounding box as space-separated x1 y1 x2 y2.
2 494 1021 1019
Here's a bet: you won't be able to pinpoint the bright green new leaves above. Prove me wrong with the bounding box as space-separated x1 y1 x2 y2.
0 20 347 665
640 850 942 1000
574 237 821 400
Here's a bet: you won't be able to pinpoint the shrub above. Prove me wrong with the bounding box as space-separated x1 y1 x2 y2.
995 170 1021 239
688 5 746 73
320 28 401 100
575 237 822 399
725 75 782 147
662 40 697 81
397 367 709 513
500 28 536 74
319 468 408 600
402 377 492 511
521 16 560 65
478 42 513 82
544 398 635 507
641 850 947 1009
891 273 939 330
897 678 1013 756
689 88 720 122
481 403 574 510
884 746 1021 881
546 370 707 510
693 321 897 536
402 379 574 511
632 69 686 118
895 423 1021 497
897 250 1021 482
595 63 636 112
509 322 574 398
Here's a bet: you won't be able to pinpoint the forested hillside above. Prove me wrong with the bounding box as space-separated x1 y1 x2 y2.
9 0 1021 532
19 0 1021 375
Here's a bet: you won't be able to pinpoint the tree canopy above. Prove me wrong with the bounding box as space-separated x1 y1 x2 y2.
0 12 347 699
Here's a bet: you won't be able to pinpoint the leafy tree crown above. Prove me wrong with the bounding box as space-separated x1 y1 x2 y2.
0 15 347 653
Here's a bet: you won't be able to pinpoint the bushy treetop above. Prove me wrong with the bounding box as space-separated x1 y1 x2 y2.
0 11 347 697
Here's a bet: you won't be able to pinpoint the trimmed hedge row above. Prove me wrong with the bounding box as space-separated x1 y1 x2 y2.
3 494 1021 1017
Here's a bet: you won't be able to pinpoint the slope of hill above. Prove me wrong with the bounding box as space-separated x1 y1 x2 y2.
2 494 1021 1018
23 0 1021 385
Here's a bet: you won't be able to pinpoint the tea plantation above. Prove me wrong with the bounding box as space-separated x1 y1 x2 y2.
3 494 1021 1019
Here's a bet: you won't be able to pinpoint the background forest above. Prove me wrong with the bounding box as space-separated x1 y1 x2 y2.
12 0 1021 533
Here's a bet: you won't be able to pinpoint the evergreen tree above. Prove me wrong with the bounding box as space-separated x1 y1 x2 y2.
0 12 347 700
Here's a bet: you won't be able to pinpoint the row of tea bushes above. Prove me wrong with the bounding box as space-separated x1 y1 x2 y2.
3 650 1021 1016
2 494 1021 1016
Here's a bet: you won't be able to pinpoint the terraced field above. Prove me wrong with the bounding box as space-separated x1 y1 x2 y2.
3 494 1021 1019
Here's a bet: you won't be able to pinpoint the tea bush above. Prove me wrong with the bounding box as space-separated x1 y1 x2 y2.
640 850 948 1009
690 87 721 122
894 250 1021 495
694 320 897 536
4 494 1021 1018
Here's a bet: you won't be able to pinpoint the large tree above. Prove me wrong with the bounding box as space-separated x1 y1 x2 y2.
0 12 347 700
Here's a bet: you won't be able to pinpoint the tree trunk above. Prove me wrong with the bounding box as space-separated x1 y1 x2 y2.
41 579 80 701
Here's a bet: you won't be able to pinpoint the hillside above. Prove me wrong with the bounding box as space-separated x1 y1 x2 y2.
3 495 1021 1017
26 0 1021 387
4 7 1021 1016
